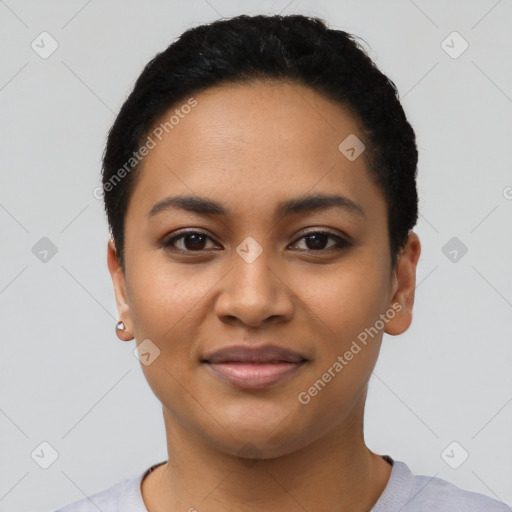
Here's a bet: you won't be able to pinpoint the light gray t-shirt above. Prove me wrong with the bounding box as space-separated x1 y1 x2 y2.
54 456 511 511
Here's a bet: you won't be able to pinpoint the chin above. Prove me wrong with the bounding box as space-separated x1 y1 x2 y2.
207 404 312 458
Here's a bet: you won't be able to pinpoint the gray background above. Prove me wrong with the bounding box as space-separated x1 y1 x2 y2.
0 0 511 510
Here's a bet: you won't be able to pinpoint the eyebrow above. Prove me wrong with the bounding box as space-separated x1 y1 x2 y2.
147 193 365 219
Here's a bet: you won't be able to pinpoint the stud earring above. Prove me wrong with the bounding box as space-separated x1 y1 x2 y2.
115 320 134 341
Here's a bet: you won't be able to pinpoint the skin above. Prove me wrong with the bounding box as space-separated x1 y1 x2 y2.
107 80 421 512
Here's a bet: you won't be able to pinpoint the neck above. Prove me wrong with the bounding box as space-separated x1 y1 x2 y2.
142 398 391 512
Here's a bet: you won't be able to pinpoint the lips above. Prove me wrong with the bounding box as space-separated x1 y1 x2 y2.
202 345 307 389
203 345 306 364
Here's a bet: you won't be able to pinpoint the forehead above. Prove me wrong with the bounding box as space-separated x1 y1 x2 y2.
127 80 383 221
146 80 363 167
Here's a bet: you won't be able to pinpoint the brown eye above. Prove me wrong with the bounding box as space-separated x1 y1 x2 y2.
291 231 351 252
163 231 217 252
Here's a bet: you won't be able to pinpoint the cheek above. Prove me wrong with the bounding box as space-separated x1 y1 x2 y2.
126 260 221 400
288 255 390 411
128 258 211 340
126 262 215 423
292 257 391 347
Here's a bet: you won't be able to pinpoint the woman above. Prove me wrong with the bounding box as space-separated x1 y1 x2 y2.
55 13 509 512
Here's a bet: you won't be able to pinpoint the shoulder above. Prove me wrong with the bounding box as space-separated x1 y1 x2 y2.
53 480 125 511
53 467 149 512
410 472 511 511
374 458 511 512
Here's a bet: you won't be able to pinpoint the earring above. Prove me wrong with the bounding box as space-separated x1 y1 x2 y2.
115 320 133 342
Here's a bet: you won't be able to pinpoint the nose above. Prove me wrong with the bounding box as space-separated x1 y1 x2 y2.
213 248 294 328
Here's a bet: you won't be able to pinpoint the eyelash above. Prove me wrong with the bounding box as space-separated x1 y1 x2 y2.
161 229 351 254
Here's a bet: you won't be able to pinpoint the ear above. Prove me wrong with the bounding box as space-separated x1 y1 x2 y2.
384 232 421 336
107 238 134 341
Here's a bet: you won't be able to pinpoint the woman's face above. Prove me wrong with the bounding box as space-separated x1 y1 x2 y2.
108 80 418 458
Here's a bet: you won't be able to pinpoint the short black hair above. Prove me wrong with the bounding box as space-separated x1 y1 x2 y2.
102 14 418 270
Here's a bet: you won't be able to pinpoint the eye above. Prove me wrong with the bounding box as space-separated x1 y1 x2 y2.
290 230 351 252
161 229 351 254
162 231 219 252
